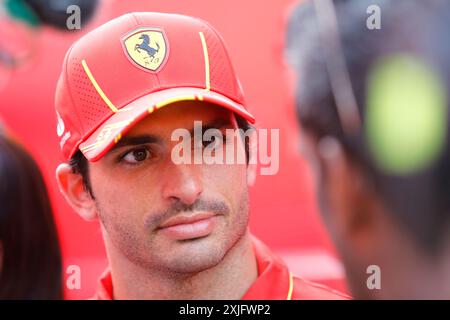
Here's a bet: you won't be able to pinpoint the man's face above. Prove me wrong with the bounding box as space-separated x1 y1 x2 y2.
87 101 250 274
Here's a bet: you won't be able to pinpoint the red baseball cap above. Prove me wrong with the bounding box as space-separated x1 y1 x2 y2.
55 12 255 162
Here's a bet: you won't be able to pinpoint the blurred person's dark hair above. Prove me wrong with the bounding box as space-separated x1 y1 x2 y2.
0 0 99 88
286 0 450 255
0 131 62 299
4 0 98 29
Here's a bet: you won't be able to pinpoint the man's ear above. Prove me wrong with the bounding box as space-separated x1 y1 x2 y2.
56 163 98 221
246 129 257 187
316 136 376 242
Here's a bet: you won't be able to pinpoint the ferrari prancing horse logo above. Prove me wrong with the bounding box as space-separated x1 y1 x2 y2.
122 28 167 72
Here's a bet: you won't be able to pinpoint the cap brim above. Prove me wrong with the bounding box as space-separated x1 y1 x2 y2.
78 87 255 161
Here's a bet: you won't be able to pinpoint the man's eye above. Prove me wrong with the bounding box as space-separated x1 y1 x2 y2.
202 135 224 148
120 148 151 164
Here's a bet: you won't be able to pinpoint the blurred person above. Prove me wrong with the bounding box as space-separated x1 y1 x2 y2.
0 127 62 299
285 0 450 299
0 0 98 93
55 12 348 300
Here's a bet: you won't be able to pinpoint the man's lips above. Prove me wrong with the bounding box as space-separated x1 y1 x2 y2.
157 212 219 240
159 212 216 228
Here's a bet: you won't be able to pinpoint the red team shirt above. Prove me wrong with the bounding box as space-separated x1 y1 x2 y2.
93 236 349 300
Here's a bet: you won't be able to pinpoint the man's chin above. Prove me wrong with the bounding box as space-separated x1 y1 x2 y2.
160 237 227 274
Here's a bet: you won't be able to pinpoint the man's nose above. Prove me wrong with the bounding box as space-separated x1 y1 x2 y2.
161 162 203 206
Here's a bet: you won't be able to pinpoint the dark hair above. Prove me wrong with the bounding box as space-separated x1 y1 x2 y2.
70 114 253 196
0 134 63 299
286 0 450 253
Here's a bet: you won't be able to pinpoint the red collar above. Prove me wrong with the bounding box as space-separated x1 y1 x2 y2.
242 236 293 299
93 236 348 300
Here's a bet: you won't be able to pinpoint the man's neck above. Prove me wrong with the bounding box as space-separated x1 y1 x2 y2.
372 234 450 299
106 231 258 299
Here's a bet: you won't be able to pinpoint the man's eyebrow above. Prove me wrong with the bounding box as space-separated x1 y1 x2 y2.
110 135 161 152
109 118 233 152
188 118 234 136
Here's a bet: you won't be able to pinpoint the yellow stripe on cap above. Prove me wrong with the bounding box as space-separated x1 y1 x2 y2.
153 95 197 110
81 59 119 113
199 32 211 91
114 133 122 144
286 272 294 300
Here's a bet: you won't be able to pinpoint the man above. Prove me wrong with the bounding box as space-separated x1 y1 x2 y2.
55 12 346 299
286 0 450 298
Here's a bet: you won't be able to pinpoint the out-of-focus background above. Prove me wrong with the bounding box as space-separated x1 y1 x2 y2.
0 0 346 299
